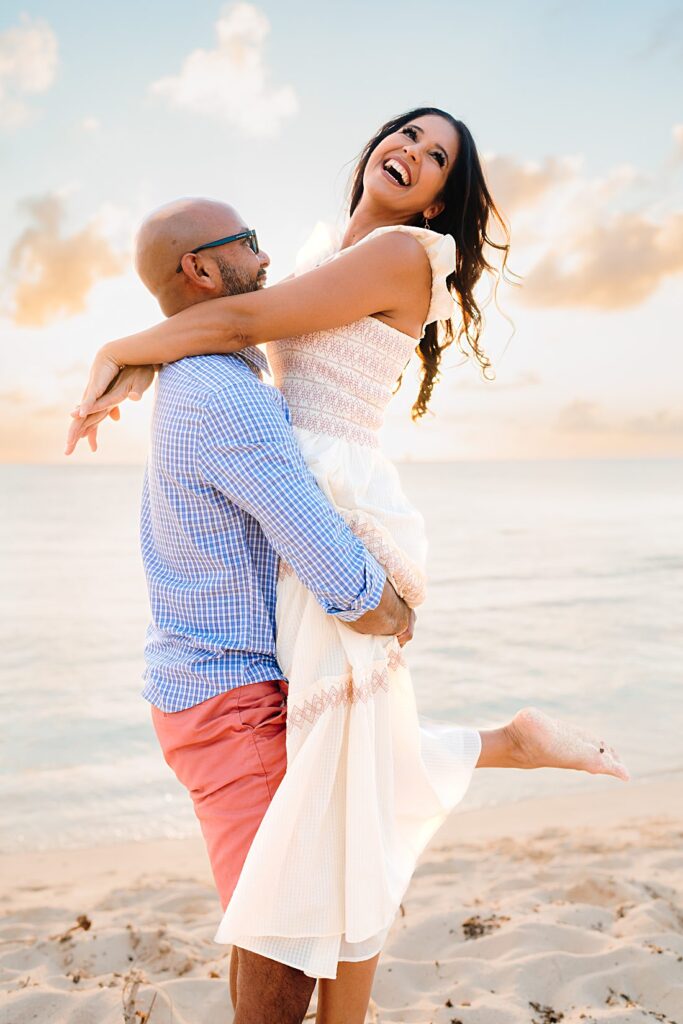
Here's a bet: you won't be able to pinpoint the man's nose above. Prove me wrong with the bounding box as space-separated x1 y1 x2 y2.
258 248 271 268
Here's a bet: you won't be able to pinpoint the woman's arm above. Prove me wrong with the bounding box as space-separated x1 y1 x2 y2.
78 232 430 415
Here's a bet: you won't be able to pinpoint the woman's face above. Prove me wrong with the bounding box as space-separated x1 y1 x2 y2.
362 114 460 220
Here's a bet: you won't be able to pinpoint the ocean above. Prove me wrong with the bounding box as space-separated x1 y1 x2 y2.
1 459 681 852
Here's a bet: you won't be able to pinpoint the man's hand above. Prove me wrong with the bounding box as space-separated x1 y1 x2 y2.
349 579 411 639
396 608 416 648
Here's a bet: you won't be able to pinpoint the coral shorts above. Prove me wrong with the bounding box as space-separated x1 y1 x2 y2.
151 680 288 910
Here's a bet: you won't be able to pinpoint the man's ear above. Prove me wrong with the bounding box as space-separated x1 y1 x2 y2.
179 253 218 291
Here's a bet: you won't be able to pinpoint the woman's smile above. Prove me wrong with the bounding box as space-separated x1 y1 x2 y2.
382 157 412 187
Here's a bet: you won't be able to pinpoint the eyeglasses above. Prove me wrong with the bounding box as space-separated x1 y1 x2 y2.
176 229 259 273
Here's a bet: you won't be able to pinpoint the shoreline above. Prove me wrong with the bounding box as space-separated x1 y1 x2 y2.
3 772 681 869
4 770 681 879
2 775 682 1022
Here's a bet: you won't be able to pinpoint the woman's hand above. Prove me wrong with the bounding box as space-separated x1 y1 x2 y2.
76 344 127 418
64 405 120 455
75 363 156 418
65 363 156 455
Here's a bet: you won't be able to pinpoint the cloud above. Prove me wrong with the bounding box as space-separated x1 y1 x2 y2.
149 3 297 137
626 409 683 436
0 388 32 407
484 155 577 215
489 131 683 311
0 390 59 462
521 209 683 310
556 401 683 438
0 383 151 464
0 14 58 128
8 194 127 327
0 389 67 462
556 400 608 433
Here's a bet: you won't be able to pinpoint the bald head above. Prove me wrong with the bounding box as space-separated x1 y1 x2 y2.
135 198 256 315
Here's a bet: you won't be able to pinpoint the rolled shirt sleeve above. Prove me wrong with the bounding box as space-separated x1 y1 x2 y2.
197 383 385 622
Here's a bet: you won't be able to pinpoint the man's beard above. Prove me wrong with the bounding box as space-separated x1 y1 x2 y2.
214 256 260 296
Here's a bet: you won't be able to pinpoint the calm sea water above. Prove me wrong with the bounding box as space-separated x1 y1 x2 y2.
1 460 682 852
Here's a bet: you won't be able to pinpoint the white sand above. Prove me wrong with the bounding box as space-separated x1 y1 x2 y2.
1 776 682 1023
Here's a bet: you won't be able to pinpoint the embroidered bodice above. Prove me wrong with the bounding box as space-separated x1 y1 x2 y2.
268 316 416 448
267 225 456 447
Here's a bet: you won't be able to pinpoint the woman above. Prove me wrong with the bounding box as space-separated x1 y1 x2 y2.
71 108 628 1021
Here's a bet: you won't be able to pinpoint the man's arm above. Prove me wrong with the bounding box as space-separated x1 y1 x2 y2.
198 380 409 636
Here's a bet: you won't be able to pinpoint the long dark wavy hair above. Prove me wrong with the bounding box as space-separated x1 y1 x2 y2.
348 106 515 419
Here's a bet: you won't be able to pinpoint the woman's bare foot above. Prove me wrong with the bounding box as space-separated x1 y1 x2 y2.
503 707 629 781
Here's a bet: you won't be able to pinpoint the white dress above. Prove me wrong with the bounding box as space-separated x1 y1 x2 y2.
214 225 482 979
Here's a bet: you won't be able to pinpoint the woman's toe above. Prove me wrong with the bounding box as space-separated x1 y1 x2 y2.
602 746 629 782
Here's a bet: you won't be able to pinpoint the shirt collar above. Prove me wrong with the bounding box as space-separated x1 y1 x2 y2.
235 345 269 378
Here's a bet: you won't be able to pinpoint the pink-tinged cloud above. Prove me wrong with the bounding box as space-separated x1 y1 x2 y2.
627 409 683 436
556 401 683 438
0 389 33 407
556 400 608 433
484 155 576 215
9 194 126 327
0 390 64 462
521 210 683 310
0 387 149 463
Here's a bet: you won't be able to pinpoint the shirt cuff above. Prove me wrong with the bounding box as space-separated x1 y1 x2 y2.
329 555 386 623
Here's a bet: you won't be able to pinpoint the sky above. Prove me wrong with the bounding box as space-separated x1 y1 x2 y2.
1 0 682 463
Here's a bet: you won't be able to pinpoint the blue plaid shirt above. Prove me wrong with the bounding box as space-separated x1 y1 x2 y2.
140 347 385 712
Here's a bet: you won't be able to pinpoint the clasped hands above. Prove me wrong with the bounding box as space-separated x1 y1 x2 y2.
64 361 156 455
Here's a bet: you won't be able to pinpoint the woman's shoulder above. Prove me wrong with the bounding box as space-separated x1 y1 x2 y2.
293 221 430 291
292 221 457 327
351 226 433 275
354 225 455 272
354 226 457 326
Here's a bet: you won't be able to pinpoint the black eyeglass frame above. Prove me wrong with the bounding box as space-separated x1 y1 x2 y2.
175 229 259 273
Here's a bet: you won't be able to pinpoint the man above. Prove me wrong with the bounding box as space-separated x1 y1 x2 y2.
67 198 411 1024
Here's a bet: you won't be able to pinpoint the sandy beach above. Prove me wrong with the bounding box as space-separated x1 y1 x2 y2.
2 775 682 1024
